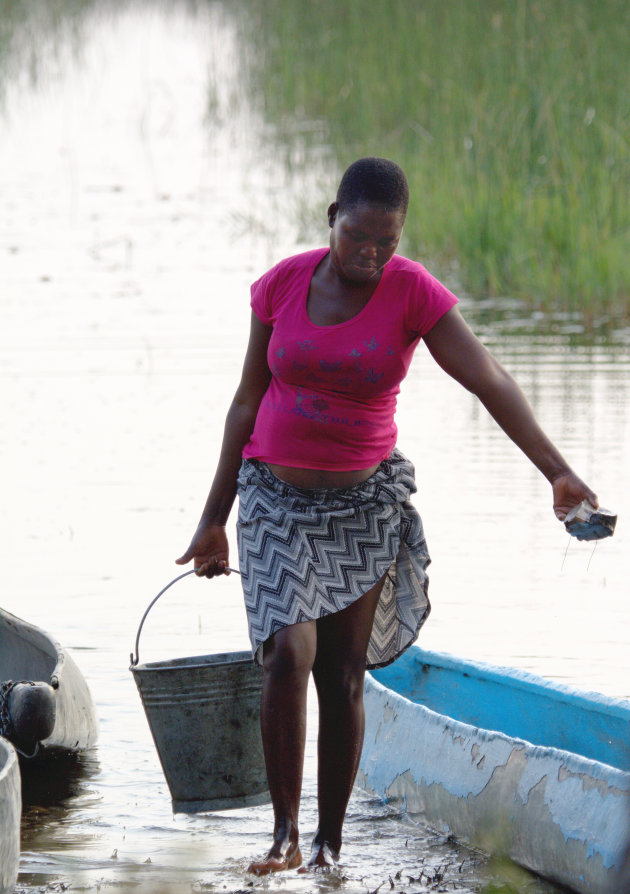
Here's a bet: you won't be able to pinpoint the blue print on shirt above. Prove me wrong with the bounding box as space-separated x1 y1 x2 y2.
286 390 376 428
270 330 402 403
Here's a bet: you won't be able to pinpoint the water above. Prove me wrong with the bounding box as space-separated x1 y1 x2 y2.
1 4 628 893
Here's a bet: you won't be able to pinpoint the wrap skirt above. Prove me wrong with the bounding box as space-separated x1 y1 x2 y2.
236 448 431 668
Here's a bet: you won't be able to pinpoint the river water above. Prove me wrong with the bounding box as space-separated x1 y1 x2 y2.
1 5 628 893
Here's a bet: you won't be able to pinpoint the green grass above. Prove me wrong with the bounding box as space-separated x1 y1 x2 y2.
236 0 630 321
2 0 628 321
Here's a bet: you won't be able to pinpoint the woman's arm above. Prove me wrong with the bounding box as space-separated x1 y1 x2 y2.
422 306 598 519
176 312 272 575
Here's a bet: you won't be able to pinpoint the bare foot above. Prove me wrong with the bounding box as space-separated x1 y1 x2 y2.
297 841 339 873
247 843 303 876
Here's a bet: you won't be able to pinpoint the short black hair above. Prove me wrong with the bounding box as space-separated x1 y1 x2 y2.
336 157 409 216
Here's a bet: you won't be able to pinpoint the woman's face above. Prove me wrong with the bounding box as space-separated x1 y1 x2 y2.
328 202 405 284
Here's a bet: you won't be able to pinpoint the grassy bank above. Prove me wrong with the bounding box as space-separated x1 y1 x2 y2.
2 0 628 321
236 0 630 320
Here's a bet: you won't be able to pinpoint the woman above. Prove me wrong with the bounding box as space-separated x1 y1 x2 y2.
176 157 597 875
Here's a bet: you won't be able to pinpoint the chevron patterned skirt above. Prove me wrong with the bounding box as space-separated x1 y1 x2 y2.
236 448 431 668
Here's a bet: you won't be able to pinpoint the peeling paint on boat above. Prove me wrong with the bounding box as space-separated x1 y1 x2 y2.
358 647 630 894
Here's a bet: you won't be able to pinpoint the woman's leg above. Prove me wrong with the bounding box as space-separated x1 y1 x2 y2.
308 573 386 866
248 619 317 875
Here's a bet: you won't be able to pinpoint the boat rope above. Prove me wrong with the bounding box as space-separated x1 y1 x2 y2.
0 679 17 739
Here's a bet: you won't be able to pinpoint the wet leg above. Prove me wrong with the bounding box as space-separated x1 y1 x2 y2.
307 575 386 867
247 620 317 875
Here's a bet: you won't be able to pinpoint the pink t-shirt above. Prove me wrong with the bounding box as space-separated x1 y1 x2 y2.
242 248 458 470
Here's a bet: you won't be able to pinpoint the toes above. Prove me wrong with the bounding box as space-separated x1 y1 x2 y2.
247 846 302 875
297 841 339 873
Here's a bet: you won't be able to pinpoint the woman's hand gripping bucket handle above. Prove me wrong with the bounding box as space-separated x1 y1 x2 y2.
129 566 241 668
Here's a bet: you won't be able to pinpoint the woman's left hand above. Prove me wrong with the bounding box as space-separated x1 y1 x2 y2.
551 472 598 521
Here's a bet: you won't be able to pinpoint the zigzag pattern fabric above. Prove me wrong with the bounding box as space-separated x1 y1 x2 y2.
236 449 431 668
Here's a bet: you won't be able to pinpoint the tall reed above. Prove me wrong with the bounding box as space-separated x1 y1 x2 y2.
236 0 630 320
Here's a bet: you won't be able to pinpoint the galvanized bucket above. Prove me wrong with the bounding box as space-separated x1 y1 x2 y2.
129 570 269 813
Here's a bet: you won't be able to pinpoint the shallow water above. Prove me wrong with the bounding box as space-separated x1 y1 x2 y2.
1 4 628 893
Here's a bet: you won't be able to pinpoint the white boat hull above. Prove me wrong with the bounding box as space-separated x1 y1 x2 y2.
0 736 21 894
0 608 98 758
358 648 630 894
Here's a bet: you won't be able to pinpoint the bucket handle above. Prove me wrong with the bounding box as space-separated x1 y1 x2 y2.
129 566 240 668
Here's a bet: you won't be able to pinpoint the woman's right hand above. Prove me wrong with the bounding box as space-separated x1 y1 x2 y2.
175 522 231 577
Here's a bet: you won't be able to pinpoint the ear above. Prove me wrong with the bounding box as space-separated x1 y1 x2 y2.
327 202 339 228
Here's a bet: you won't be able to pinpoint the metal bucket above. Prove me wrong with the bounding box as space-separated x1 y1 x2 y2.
129 570 269 813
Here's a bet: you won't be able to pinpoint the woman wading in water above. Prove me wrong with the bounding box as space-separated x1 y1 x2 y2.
177 157 597 874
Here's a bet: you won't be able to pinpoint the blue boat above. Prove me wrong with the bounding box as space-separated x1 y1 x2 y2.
358 646 630 894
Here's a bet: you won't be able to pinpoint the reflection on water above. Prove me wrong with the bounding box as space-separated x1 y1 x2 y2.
20 750 100 810
1 4 628 894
